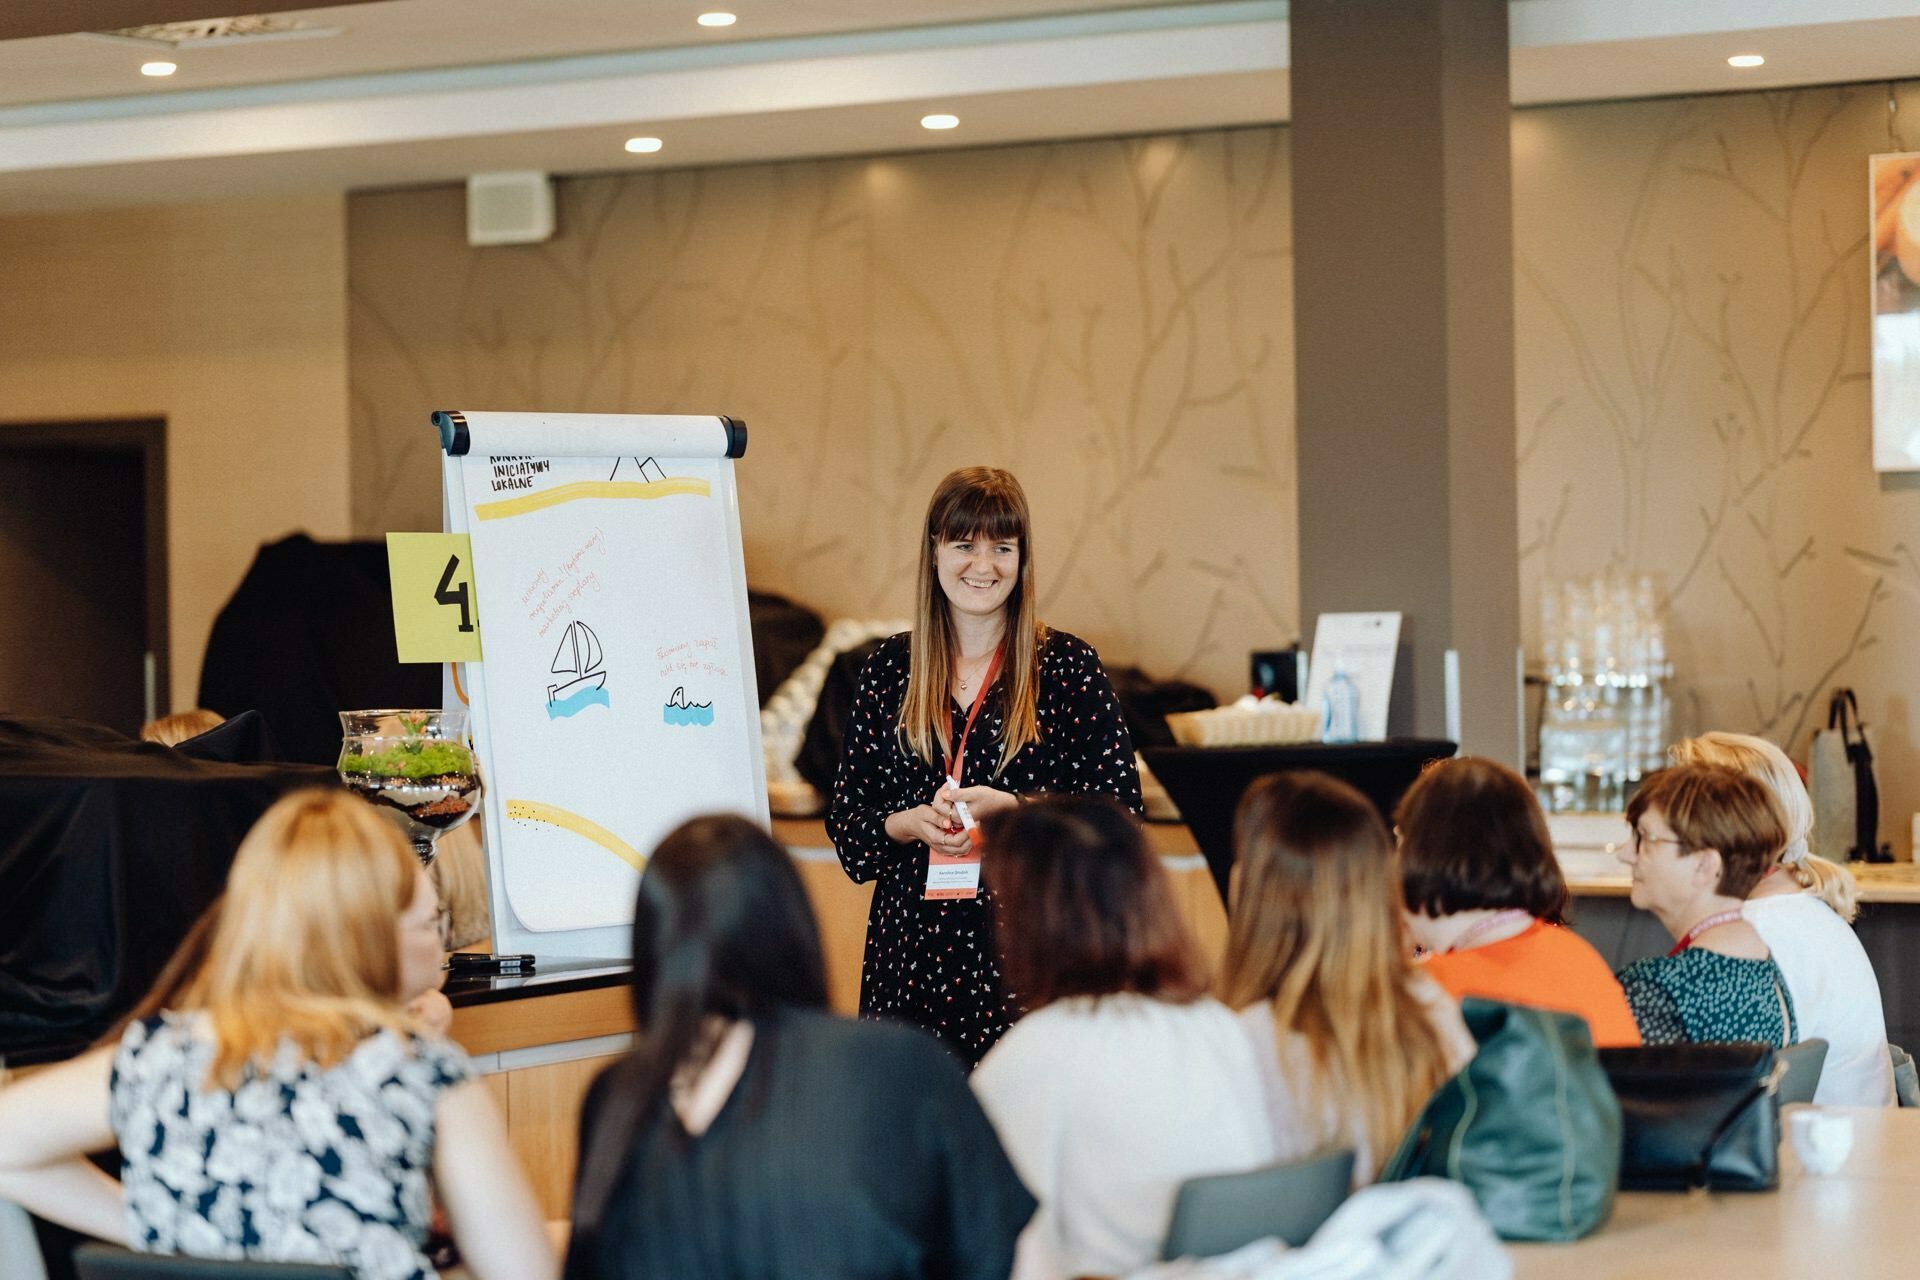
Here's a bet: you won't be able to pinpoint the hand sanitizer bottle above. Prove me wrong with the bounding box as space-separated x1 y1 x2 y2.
1322 663 1360 743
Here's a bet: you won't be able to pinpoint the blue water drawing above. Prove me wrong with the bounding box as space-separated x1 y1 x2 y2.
546 620 610 719
548 685 611 719
663 686 714 727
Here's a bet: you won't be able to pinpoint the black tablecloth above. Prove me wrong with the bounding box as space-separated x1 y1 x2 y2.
0 714 335 1065
1142 739 1457 899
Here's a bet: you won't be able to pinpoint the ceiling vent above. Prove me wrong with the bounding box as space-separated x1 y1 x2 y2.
468 172 557 247
80 14 343 49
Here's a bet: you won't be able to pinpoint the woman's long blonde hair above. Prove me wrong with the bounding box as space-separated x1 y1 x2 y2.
899 467 1045 775
1669 731 1858 922
175 789 426 1088
1219 772 1455 1165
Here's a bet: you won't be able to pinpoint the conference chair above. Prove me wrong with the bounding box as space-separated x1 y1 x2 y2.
1159 1147 1356 1260
73 1245 353 1280
1775 1038 1830 1108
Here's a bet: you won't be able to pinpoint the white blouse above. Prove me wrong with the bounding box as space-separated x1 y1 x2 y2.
972 993 1275 1280
1236 976 1477 1185
1744 891 1895 1106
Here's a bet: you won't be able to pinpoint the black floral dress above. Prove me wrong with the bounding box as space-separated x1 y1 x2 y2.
826 629 1142 1066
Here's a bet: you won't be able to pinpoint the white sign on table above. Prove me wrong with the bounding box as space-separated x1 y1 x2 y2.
1302 611 1402 742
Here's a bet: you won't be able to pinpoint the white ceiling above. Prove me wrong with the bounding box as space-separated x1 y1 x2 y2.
5 0 1920 213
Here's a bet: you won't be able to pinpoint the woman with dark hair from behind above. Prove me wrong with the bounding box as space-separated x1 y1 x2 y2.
1396 757 1640 1047
971 797 1271 1280
1219 772 1474 1186
564 814 1033 1280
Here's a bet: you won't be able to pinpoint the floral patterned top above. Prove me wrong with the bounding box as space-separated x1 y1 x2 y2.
110 1014 473 1280
1617 951 1799 1047
826 629 1142 1067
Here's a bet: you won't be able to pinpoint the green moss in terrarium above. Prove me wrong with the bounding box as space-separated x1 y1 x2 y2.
340 740 474 778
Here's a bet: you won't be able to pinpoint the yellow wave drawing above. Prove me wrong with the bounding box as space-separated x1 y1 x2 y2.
474 477 710 522
505 799 645 871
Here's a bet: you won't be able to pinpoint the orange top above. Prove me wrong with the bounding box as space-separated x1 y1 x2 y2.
1421 920 1641 1047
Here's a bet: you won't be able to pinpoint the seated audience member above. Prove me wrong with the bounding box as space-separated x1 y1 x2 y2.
0 789 554 1280
1397 757 1641 1048
564 814 1031 1280
1670 732 1892 1105
1221 771 1476 1185
1617 765 1797 1046
971 797 1273 1280
138 708 225 746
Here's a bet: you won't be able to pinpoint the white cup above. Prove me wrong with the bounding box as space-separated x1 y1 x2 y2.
1788 1108 1855 1175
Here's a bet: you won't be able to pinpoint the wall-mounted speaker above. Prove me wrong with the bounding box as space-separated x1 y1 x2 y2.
466 171 555 246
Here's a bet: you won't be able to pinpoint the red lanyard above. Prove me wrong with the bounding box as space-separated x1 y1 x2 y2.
943 641 1006 786
1667 908 1745 957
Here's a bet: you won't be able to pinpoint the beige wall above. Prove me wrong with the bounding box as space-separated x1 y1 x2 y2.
348 130 1299 702
0 195 353 707
1514 86 1920 853
350 91 1920 850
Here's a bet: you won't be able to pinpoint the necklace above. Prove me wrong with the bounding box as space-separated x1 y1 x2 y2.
1446 909 1532 954
955 653 992 694
1667 907 1746 957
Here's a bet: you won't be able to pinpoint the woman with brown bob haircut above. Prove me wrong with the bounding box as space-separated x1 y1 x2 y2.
1615 764 1797 1046
828 467 1141 1066
1220 771 1474 1186
1397 757 1640 1047
970 797 1272 1280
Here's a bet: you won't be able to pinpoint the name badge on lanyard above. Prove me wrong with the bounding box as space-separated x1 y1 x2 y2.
925 643 1004 901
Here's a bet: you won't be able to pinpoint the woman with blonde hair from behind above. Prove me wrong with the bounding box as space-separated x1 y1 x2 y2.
1670 732 1892 1105
0 789 557 1280
1219 771 1476 1185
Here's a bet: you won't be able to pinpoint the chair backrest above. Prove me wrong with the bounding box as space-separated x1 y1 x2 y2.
1776 1038 1829 1107
1159 1148 1356 1261
1892 1044 1920 1108
73 1245 354 1280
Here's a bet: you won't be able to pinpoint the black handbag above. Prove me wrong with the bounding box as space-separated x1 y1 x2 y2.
1378 998 1619 1241
1599 1043 1786 1191
1827 689 1892 862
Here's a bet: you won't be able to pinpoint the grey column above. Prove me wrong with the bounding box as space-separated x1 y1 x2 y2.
1291 0 1521 766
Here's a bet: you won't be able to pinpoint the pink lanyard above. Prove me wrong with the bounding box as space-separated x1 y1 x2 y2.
942 642 1005 786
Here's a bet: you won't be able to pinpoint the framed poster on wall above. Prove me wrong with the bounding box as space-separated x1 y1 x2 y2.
1872 152 1920 471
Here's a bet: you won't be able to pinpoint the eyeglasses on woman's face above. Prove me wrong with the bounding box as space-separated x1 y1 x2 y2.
1628 824 1691 858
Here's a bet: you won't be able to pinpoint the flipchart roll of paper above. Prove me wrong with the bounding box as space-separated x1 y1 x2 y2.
433 410 747 459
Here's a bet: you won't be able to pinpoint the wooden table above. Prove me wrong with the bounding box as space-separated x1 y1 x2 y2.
1512 1107 1920 1278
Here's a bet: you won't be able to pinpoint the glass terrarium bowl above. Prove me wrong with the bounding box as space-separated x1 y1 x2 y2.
336 709 480 865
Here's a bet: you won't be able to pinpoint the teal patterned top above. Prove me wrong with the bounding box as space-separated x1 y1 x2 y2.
1618 950 1798 1047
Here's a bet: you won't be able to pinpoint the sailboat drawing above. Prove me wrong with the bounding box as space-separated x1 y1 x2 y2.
546 620 611 719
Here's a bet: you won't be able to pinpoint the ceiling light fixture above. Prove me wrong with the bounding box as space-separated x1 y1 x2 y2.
697 12 737 27
140 60 177 76
920 114 959 131
1727 53 1765 68
625 136 664 154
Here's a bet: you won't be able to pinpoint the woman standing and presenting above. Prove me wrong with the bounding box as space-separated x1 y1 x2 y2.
827 467 1141 1066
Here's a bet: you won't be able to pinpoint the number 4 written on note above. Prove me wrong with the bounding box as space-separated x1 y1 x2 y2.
386 533 484 664
435 554 474 632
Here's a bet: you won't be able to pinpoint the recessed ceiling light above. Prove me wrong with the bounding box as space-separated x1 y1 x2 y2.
625 136 664 154
697 12 737 27
1728 54 1765 68
140 60 177 76
920 114 959 131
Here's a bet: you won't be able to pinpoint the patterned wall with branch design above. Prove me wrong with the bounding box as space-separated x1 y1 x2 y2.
351 90 1920 849
350 128 1296 704
1516 84 1920 852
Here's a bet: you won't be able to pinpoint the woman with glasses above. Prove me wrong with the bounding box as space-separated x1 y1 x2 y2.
1669 732 1891 1104
1616 764 1797 1046
0 789 556 1280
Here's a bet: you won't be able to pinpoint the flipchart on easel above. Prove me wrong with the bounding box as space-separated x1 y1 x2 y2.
435 410 766 962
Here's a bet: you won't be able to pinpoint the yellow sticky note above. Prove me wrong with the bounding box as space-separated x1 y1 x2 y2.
386 533 484 663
